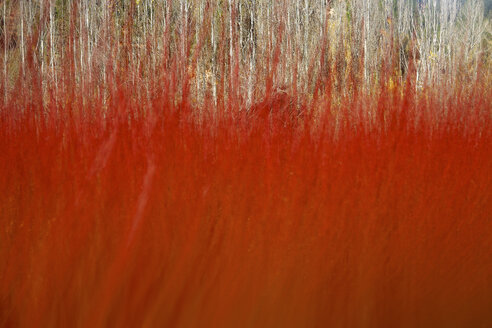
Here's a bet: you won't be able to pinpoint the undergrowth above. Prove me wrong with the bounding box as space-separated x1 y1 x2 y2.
0 2 492 327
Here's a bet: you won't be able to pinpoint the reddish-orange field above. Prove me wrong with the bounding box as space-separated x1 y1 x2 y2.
1 73 491 327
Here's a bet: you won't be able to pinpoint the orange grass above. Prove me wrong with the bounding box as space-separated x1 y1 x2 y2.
1 77 491 327
1 6 492 324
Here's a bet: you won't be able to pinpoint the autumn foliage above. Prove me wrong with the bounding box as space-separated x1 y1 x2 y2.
1 1 492 327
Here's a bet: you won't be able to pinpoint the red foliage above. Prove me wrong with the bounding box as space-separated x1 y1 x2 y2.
1 79 491 327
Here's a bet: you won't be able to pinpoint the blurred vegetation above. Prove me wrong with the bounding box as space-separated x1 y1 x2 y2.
0 0 490 104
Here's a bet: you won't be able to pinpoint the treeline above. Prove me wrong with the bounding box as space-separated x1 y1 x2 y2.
0 0 491 105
